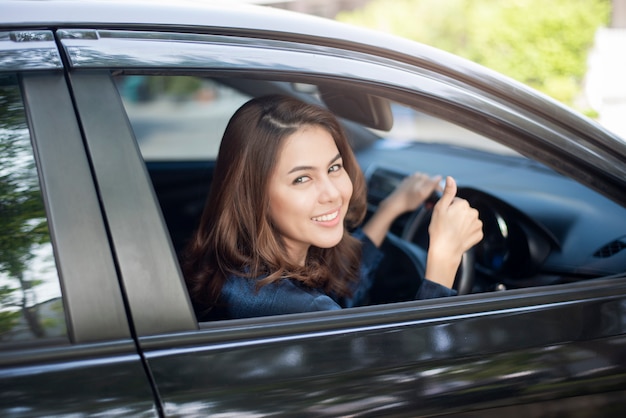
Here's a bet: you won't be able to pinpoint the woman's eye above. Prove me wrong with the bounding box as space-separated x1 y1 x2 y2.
329 163 343 173
293 176 310 185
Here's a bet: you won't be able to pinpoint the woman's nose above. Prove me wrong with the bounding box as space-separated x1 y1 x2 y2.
318 176 341 202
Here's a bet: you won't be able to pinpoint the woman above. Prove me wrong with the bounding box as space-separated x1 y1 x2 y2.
183 94 483 320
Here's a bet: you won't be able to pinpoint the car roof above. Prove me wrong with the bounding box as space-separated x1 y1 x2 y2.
0 0 495 75
2 0 400 45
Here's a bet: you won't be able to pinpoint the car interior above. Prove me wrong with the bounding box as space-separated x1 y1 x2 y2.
114 74 626 315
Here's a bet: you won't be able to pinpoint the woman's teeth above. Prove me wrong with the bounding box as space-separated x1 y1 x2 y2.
312 211 338 222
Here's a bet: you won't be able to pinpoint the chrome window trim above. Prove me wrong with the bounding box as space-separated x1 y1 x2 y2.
0 31 63 71
57 29 439 78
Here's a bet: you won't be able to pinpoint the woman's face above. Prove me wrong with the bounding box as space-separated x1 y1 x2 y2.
268 125 353 266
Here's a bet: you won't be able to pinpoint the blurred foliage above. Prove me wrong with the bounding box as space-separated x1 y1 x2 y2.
0 85 49 281
337 0 611 109
0 285 21 334
1 81 59 340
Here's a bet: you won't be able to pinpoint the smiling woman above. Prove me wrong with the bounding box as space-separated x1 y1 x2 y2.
182 94 482 320
268 125 353 264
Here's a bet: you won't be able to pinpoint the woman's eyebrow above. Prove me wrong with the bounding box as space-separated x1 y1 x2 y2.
329 153 342 164
287 153 341 174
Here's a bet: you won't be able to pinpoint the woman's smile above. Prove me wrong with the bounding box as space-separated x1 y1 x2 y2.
311 208 340 224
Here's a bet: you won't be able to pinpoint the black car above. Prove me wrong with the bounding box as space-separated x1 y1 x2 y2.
1 0 626 416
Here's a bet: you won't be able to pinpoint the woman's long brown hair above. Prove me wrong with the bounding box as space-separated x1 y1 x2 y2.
182 94 367 317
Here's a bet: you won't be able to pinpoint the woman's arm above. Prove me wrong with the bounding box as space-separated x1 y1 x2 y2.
362 172 441 247
362 174 483 291
425 176 483 288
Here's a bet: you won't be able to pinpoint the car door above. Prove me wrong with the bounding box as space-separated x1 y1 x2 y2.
0 31 158 416
58 24 626 418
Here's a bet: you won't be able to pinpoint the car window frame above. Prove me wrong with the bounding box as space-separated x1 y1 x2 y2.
68 70 197 337
1 30 131 346
20 72 133 343
0 31 159 416
58 27 626 345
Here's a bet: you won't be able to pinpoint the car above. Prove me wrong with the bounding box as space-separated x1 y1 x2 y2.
1 0 626 416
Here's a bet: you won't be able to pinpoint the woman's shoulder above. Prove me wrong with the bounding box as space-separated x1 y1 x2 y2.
221 274 341 319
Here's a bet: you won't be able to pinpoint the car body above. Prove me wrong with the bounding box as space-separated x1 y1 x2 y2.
1 0 626 416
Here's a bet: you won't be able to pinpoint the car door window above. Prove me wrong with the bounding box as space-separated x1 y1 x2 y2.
0 76 66 345
116 73 626 321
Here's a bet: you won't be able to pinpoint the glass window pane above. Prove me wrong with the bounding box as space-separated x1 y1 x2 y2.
115 75 251 161
0 76 66 345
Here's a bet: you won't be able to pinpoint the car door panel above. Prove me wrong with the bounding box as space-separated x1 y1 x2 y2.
0 342 158 417
142 291 626 416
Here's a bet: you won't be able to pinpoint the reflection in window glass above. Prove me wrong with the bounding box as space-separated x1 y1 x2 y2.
0 77 66 344
115 75 251 161
383 102 519 156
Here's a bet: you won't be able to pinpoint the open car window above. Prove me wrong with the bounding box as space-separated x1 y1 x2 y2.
115 74 626 322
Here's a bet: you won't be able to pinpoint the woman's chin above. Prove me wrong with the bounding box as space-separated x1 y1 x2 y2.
313 233 344 249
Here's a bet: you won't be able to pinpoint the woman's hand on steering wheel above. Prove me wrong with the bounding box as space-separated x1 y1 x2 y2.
385 172 443 216
425 176 484 289
362 172 443 248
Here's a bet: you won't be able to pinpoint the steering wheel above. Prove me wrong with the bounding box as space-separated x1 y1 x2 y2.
400 193 475 295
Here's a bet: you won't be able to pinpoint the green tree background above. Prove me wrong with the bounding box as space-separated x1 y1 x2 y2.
337 0 611 113
0 83 57 339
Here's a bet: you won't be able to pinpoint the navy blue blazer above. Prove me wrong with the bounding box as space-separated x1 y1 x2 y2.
217 230 456 320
